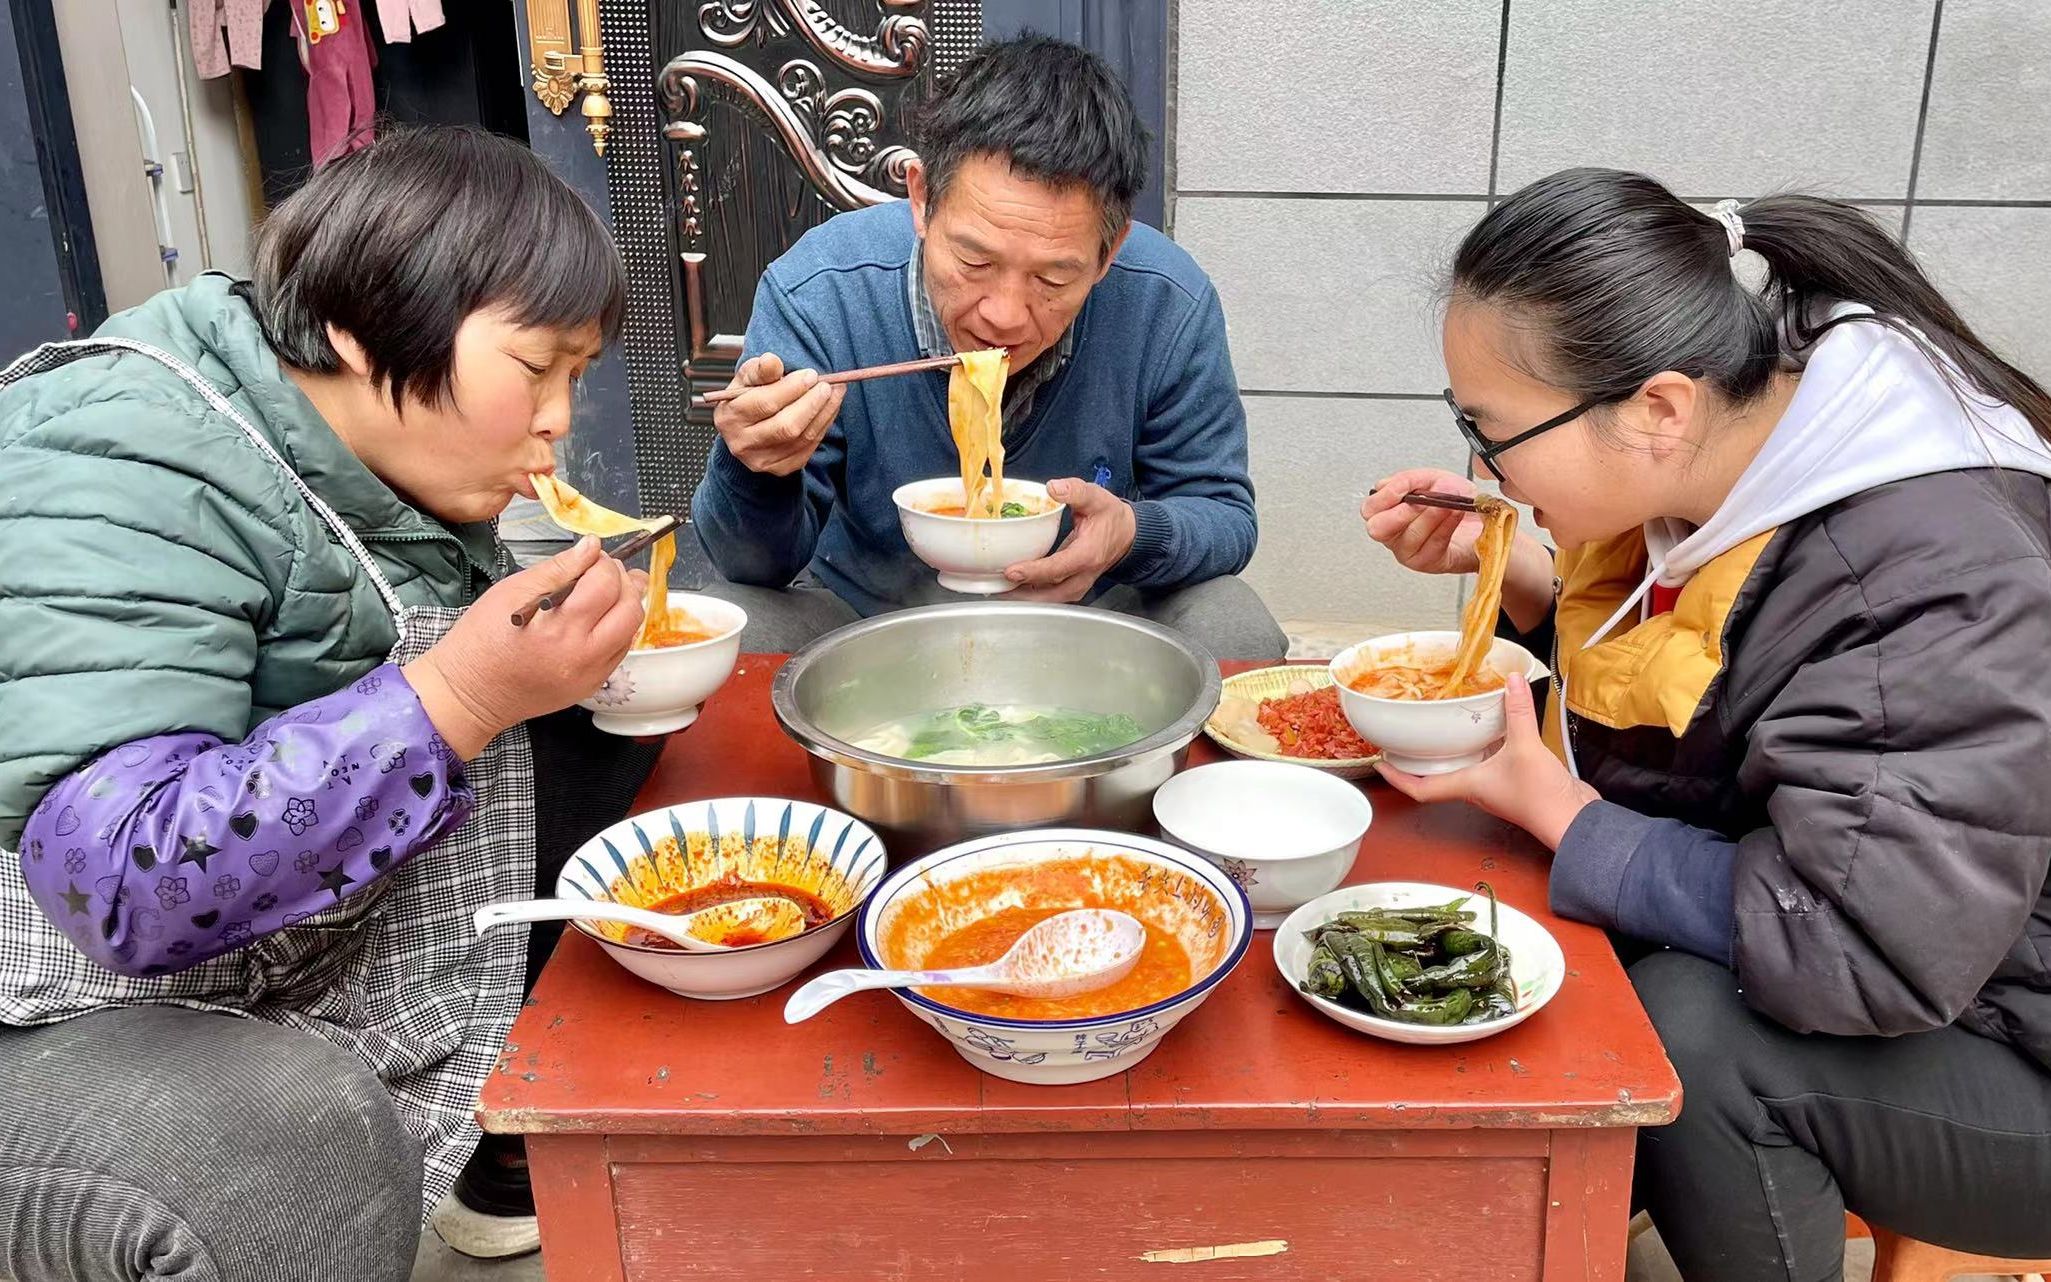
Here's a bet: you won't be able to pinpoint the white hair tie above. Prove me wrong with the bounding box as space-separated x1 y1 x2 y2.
1711 199 1746 258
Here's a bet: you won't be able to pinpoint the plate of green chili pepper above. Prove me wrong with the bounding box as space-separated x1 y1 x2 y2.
1273 881 1565 1045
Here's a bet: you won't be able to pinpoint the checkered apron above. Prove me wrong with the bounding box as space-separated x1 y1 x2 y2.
0 339 534 1217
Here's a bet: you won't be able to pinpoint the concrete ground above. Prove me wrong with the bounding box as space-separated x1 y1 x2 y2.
413 1234 540 1282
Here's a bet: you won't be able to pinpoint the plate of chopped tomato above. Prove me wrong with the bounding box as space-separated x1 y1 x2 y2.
1203 665 1383 779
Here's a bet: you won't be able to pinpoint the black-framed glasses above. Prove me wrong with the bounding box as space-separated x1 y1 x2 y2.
1444 388 1606 482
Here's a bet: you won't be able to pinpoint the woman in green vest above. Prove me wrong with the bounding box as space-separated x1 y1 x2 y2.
0 126 649 1274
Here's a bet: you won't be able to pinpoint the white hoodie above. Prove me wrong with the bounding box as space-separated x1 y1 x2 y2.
1597 302 2051 636
1562 302 2051 773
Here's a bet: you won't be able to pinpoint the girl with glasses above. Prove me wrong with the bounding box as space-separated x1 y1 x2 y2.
1362 167 2051 1280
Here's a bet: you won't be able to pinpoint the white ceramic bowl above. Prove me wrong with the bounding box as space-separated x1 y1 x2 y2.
1329 631 1548 775
859 828 1252 1084
578 593 747 736
892 477 1066 595
1152 761 1372 930
1273 881 1565 1045
556 797 888 1000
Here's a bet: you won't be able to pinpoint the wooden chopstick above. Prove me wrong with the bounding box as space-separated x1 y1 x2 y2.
509 515 682 627
1367 486 1481 513
693 354 963 406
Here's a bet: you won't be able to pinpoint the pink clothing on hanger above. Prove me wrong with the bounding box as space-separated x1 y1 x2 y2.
292 2 377 167
190 0 267 79
374 0 445 42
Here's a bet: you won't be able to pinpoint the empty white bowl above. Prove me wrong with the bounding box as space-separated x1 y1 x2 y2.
1329 631 1547 775
859 828 1251 1085
892 477 1065 595
1274 881 1565 1045
1152 761 1371 929
578 593 747 736
556 796 888 1000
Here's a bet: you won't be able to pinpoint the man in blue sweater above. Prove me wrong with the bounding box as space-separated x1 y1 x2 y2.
692 36 1286 660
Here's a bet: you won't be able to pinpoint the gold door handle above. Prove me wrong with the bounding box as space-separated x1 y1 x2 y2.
528 0 611 156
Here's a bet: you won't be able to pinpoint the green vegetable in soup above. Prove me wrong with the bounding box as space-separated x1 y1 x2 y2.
1000 501 1031 518
866 703 1147 765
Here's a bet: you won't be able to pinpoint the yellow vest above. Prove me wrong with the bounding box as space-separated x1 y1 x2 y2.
1541 528 1779 760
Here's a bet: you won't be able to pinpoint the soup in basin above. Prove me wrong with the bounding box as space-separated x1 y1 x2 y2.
876 853 1232 1021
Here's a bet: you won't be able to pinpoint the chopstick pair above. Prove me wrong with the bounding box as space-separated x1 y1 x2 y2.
509 515 681 628
693 353 962 406
1367 486 1480 513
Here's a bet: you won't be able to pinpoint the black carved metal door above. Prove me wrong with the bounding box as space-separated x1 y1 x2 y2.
624 1 982 520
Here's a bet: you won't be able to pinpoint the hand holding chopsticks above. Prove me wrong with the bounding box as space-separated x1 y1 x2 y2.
695 354 961 406
1365 485 1480 512
510 515 680 627
406 534 669 760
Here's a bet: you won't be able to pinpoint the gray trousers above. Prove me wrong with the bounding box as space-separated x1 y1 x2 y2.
700 574 1291 661
0 1006 420 1282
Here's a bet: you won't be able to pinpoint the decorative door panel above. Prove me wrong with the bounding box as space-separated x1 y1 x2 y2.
602 0 981 521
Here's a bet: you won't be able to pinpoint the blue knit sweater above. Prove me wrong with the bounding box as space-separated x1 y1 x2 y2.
691 201 1258 615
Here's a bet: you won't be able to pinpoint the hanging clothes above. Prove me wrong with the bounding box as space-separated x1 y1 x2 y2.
292 1 378 167
190 0 268 79
373 0 446 43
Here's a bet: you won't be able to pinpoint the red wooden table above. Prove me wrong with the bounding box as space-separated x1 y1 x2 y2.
482 658 1680 1281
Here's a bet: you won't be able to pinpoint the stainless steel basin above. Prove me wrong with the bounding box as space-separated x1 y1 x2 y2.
771 603 1221 856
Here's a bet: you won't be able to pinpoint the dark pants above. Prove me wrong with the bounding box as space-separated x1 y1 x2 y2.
1630 950 2051 1281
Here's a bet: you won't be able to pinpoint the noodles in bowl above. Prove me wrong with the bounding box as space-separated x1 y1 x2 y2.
1345 495 1518 702
1330 631 1546 775
1345 661 1506 701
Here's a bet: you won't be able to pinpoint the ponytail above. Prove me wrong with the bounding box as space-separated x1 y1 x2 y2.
1740 193 2051 443
1452 169 2051 448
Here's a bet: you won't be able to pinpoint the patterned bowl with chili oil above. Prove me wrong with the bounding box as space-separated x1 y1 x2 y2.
557 797 888 1001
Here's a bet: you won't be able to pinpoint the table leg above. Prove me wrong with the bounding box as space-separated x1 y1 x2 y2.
1541 1128 1637 1282
530 1134 626 1282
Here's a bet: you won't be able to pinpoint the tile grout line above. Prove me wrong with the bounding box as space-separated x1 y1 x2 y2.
1900 0 1946 243
1171 191 2049 208
1485 0 1512 202
1179 190 1496 203
1912 197 2051 209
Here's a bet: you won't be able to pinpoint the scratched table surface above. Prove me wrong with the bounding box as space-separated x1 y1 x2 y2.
482 658 1681 1282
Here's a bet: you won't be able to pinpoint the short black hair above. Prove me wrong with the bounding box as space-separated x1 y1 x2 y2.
909 34 1149 251
249 124 625 409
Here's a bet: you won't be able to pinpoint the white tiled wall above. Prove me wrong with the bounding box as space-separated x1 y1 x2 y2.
1494 0 1933 198
1173 0 2050 632
1175 196 1474 395
1242 397 1468 630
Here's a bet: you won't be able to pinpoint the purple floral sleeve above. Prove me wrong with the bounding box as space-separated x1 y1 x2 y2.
17 664 475 977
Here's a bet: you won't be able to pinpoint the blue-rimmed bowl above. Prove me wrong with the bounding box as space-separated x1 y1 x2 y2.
558 797 887 1000
857 828 1252 1084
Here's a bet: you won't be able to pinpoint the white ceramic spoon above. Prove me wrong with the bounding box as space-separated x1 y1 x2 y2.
782 908 1146 1023
473 895 805 954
